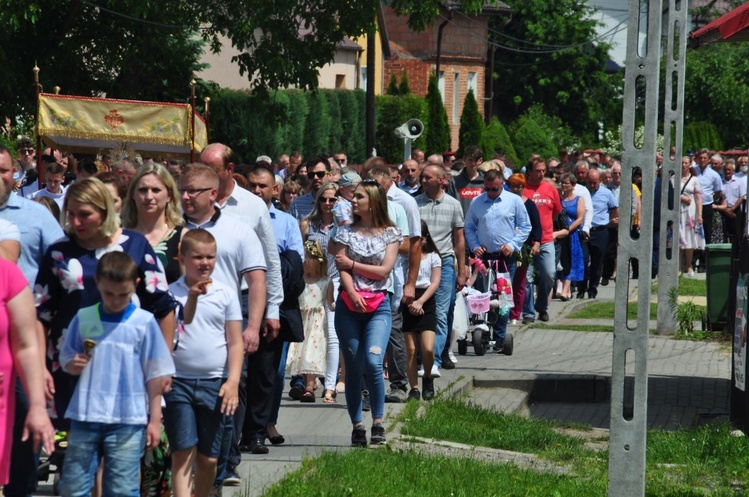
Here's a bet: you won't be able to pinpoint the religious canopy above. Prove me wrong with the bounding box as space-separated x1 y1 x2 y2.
37 93 207 157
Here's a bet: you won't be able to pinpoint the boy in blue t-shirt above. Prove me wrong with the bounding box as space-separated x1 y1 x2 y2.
58 251 175 497
166 229 243 497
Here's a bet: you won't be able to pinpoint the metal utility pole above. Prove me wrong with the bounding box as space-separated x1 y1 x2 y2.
657 0 688 335
608 0 665 494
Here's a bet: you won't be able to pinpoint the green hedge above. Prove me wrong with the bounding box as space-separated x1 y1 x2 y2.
208 88 368 164
683 121 723 153
375 94 428 163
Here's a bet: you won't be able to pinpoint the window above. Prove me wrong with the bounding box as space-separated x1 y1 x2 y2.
335 74 346 89
467 72 477 96
359 67 367 90
452 72 460 124
438 71 445 103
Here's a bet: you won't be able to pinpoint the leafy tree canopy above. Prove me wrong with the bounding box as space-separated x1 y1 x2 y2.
683 43 749 149
0 0 485 120
490 0 616 139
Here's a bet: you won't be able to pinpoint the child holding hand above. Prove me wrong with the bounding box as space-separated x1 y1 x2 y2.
59 251 175 497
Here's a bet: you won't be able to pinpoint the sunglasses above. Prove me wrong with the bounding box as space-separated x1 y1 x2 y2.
307 171 328 179
360 179 378 186
20 149 34 155
485 187 501 193
319 197 336 204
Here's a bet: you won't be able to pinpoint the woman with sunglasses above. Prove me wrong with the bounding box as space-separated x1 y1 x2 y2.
299 183 340 403
331 179 401 447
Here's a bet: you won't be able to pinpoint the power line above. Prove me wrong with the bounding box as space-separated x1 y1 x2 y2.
438 13 628 55
79 0 201 30
453 10 629 50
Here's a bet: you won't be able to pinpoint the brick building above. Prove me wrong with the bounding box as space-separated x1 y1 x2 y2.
381 3 510 151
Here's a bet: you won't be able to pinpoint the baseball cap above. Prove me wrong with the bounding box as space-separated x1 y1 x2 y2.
339 172 362 187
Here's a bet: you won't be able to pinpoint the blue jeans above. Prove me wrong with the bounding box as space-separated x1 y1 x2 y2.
523 262 535 319
334 294 391 424
433 256 456 366
532 242 556 313
59 421 144 497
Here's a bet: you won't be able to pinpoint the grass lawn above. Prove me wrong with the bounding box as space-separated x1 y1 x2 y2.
530 323 616 332
258 398 749 496
652 276 706 296
567 301 659 320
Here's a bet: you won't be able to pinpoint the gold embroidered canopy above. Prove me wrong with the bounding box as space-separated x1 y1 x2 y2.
37 93 207 157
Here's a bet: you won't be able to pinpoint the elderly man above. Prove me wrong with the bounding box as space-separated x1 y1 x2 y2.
696 149 723 248
585 168 618 299
399 159 421 195
465 169 530 348
112 158 137 184
716 160 746 243
415 165 467 372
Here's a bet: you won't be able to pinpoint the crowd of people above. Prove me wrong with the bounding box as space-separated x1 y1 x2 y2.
0 137 744 496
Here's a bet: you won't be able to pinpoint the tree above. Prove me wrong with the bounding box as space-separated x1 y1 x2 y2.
0 0 489 125
489 0 616 138
425 74 451 156
511 116 556 164
482 118 518 167
387 74 400 96
398 72 411 95
683 43 749 148
458 89 483 158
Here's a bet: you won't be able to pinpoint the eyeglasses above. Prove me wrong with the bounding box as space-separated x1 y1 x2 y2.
560 182 571 185
319 197 336 204
307 171 328 179
485 187 501 193
179 187 212 198
20 149 34 155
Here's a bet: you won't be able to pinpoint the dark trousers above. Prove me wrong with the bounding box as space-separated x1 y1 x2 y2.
243 337 285 437
602 227 618 280
386 303 408 391
702 203 714 245
586 228 609 298
6 379 39 497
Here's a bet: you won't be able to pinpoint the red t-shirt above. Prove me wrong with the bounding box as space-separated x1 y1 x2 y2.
523 181 562 244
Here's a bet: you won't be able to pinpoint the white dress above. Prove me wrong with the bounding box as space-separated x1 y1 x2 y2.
679 174 705 250
286 277 329 377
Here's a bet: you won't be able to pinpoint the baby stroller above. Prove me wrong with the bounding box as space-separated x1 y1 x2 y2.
457 258 514 356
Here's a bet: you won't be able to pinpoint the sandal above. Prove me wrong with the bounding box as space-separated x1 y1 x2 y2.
322 390 337 404
300 390 316 403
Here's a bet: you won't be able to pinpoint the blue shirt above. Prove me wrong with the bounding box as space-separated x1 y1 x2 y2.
290 192 316 221
269 204 304 258
464 191 531 254
0 193 64 284
696 165 723 205
589 186 618 227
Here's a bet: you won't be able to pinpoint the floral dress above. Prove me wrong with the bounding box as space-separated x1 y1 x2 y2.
34 229 176 427
679 175 705 250
285 277 329 377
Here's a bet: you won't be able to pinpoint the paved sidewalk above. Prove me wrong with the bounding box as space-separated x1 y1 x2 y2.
34 274 728 495
217 273 732 496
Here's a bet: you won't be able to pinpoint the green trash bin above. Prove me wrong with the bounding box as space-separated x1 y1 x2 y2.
705 243 732 331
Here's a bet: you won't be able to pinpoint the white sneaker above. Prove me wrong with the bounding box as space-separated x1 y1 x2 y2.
510 319 519 325
418 365 424 377
448 351 457 364
431 365 441 378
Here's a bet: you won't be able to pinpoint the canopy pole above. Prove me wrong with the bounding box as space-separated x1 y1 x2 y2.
204 97 211 145
33 64 42 188
190 79 196 163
